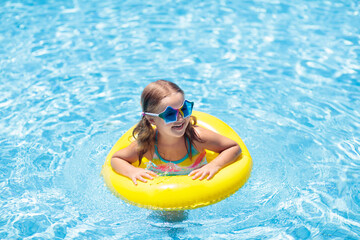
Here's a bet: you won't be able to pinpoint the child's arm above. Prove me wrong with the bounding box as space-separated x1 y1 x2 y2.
111 142 158 185
189 126 242 180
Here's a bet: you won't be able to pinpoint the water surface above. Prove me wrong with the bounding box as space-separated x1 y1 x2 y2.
0 0 359 239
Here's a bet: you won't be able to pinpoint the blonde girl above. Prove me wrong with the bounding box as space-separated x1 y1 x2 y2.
111 80 241 185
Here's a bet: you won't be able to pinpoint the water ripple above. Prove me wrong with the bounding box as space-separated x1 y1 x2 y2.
1 0 360 238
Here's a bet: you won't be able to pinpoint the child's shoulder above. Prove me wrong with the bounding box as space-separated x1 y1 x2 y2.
194 125 214 136
131 139 155 159
119 140 154 157
193 125 225 144
193 125 213 145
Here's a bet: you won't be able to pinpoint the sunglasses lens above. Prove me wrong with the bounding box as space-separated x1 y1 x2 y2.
159 107 178 124
181 100 193 118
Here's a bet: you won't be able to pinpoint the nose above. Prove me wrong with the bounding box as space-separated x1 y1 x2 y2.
176 110 183 121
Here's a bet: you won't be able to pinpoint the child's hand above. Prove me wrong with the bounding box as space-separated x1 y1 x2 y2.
129 168 158 185
188 163 221 180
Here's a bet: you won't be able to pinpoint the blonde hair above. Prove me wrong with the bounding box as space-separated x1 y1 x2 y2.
133 80 202 164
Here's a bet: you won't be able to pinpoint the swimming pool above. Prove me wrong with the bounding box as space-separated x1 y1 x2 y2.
1 0 359 239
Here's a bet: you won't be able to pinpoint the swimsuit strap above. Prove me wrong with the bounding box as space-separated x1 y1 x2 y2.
154 131 193 164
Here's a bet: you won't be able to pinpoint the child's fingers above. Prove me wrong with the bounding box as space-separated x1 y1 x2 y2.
192 174 199 180
137 176 148 183
190 171 200 179
143 172 155 180
188 170 198 177
190 167 218 181
192 170 207 180
206 171 215 180
146 170 158 177
198 171 209 180
131 170 158 185
142 170 159 180
132 178 138 185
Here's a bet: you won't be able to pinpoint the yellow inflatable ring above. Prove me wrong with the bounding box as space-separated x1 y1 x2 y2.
101 111 252 211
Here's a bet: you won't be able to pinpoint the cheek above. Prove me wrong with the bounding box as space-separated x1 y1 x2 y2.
185 118 191 128
153 118 167 128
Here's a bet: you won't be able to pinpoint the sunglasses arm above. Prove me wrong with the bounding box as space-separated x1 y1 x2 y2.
143 112 159 117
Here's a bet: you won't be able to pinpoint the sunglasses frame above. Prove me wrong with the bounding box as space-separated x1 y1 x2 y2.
143 100 194 124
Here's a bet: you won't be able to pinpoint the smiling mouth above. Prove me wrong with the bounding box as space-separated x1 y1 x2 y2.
172 122 185 130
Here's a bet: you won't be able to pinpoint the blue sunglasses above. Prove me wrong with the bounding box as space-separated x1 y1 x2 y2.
143 100 194 124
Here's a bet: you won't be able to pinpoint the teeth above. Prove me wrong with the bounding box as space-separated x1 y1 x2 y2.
173 123 183 128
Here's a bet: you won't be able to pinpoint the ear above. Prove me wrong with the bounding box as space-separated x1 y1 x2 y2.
145 115 156 125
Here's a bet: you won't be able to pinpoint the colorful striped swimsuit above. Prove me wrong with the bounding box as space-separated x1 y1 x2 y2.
146 134 207 176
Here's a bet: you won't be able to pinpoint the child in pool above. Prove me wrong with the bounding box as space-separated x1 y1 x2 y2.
111 80 241 185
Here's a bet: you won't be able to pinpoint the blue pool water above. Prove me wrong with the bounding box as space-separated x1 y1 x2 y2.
1 0 359 239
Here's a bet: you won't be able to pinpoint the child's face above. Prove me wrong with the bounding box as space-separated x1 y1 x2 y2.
149 92 190 138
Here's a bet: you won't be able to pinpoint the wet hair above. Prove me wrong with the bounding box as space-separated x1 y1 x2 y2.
133 80 202 164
